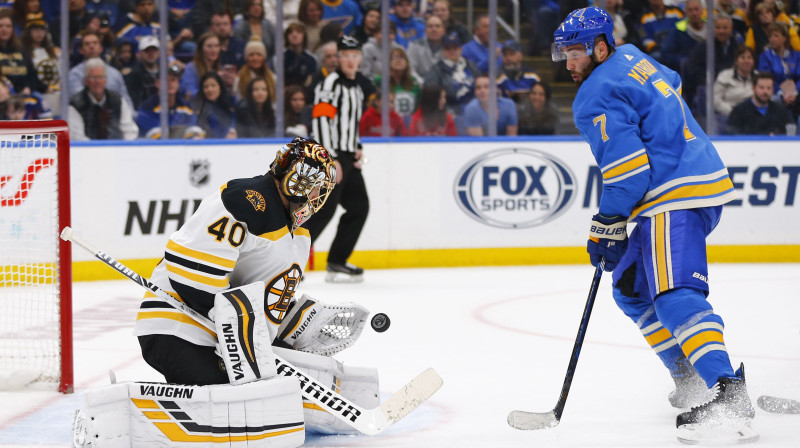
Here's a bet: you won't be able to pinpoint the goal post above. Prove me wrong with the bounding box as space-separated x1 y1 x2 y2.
0 120 72 393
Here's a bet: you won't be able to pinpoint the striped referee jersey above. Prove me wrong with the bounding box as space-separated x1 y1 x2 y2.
312 70 370 156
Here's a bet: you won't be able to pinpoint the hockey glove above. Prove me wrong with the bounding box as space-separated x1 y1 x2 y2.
587 213 628 272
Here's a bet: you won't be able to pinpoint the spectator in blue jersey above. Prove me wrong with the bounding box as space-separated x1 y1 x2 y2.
659 0 706 73
390 0 426 48
461 15 502 75
0 9 45 94
423 31 478 116
462 74 517 136
640 0 685 62
321 0 362 36
115 0 161 48
758 23 800 111
191 71 236 139
283 22 318 90
138 64 204 139
68 30 132 107
496 40 540 104
67 58 139 140
727 71 794 135
407 14 445 80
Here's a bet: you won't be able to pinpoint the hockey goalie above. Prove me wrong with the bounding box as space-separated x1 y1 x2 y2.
72 138 381 447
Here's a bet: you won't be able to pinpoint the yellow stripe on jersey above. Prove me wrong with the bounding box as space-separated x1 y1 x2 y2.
651 212 674 293
137 311 217 338
630 176 735 219
165 263 229 288
602 152 650 182
644 327 673 347
260 226 290 241
167 239 236 269
294 227 311 238
680 330 725 358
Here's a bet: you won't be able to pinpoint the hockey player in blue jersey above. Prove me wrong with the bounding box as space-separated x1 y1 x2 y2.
552 7 756 444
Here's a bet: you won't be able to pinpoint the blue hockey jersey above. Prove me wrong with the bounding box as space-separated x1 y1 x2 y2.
573 44 737 220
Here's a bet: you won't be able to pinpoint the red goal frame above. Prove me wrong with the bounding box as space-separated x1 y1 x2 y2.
0 120 72 393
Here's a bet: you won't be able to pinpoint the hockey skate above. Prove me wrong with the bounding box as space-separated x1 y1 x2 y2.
676 363 758 445
325 262 364 283
669 358 712 409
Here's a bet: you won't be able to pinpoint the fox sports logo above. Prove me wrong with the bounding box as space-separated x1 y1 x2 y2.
454 148 576 229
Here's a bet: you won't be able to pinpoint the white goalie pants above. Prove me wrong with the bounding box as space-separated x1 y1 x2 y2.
73 378 304 448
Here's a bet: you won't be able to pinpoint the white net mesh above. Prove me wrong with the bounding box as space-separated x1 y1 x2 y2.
0 131 62 388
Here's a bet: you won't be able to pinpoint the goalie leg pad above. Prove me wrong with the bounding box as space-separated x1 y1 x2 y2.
73 378 305 447
213 282 277 384
275 347 379 435
275 294 369 356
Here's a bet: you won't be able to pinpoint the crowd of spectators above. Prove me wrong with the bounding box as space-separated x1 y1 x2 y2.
1 0 799 137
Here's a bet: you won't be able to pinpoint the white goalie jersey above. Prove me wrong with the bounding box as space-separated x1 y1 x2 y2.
134 175 311 347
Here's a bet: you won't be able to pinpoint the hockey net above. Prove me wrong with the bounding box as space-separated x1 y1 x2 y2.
0 120 72 393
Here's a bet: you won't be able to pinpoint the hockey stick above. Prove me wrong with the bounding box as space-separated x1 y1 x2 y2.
60 226 442 435
507 260 605 430
757 395 800 414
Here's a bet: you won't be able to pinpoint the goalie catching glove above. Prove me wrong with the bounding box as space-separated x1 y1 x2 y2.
274 295 369 356
588 213 628 271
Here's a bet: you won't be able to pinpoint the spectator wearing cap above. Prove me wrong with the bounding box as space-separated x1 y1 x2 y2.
431 0 469 45
360 21 402 80
234 40 276 103
0 9 46 94
423 31 479 116
234 0 277 58
124 34 160 110
462 15 502 75
321 0 362 35
137 63 203 139
68 57 139 140
349 5 380 46
407 14 445 80
496 40 540 104
12 0 47 35
391 0 426 48
68 30 133 107
283 22 318 90
115 0 161 48
463 74 517 136
21 16 62 95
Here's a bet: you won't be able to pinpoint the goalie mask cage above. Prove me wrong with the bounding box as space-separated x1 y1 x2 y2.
0 120 72 393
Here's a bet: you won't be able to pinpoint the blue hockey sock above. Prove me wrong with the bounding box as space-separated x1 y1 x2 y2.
655 287 735 387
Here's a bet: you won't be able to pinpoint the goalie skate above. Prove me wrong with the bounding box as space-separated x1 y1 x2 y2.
325 262 364 283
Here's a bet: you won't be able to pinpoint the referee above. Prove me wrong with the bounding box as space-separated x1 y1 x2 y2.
307 35 370 283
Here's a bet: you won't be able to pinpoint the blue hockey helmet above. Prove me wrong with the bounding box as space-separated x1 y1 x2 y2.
551 7 615 62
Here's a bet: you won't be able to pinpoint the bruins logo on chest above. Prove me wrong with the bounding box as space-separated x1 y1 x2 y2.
265 264 302 324
245 189 266 212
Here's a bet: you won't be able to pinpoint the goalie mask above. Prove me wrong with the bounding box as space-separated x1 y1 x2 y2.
270 137 336 229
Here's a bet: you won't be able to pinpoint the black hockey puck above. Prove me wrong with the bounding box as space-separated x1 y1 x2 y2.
371 313 390 333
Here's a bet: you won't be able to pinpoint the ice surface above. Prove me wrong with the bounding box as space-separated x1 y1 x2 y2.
1 264 798 447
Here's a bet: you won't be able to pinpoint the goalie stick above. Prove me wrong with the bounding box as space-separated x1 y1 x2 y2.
60 226 442 436
757 395 800 414
507 260 605 430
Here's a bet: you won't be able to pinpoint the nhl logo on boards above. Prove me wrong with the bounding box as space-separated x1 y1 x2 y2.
189 159 210 187
454 148 576 229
